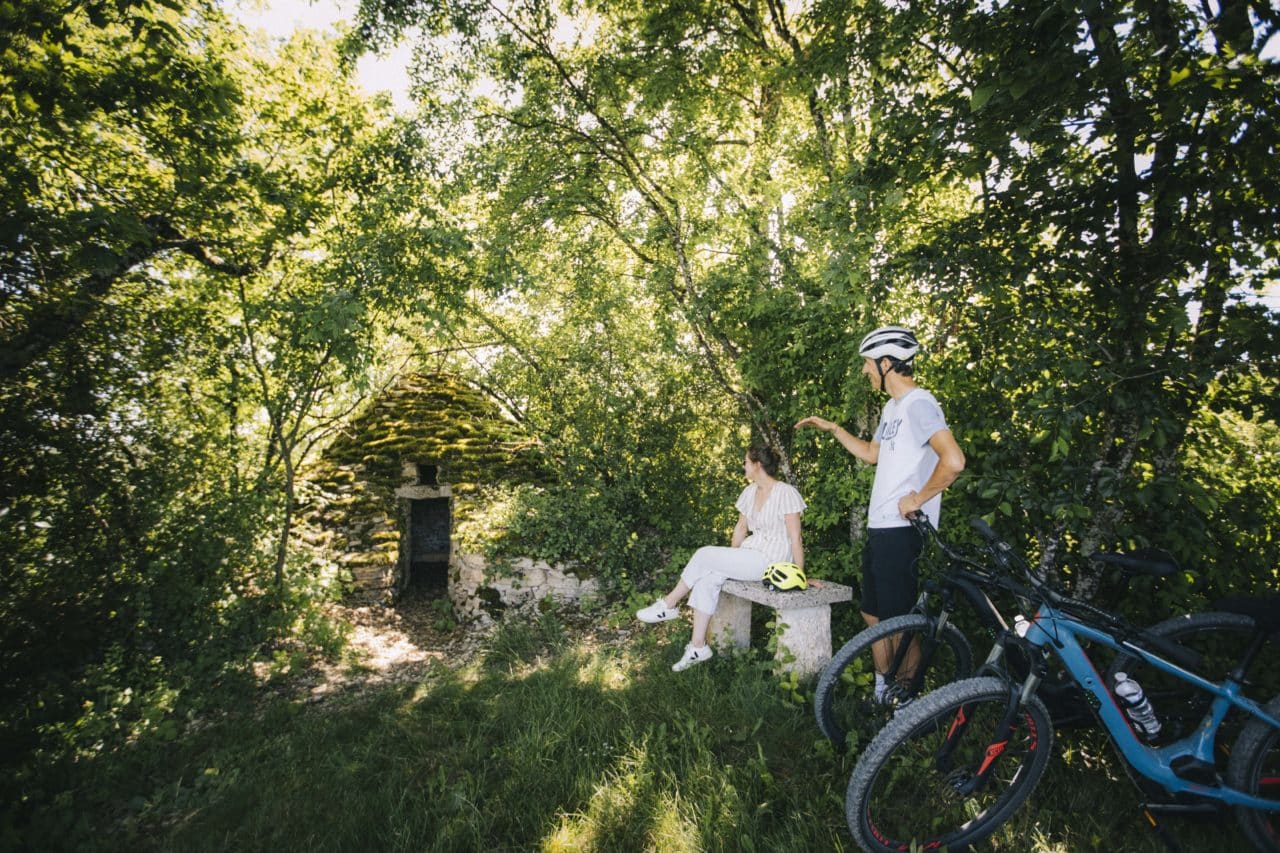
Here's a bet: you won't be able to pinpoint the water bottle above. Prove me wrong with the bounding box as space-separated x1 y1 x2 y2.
1113 672 1162 740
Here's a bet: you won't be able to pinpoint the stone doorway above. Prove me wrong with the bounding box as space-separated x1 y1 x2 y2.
396 461 452 594
408 497 450 590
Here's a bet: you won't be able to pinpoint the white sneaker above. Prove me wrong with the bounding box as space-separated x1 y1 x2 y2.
672 644 714 672
636 599 679 623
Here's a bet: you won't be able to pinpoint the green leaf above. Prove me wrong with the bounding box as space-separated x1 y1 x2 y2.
970 84 997 112
77 244 119 275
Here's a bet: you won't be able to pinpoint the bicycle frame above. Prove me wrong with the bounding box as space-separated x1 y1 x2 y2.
1020 601 1280 811
903 516 1093 726
872 544 1011 702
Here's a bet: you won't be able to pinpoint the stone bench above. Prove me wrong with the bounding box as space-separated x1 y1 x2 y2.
708 579 854 677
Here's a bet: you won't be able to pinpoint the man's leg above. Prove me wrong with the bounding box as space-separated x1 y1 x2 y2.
867 609 917 692
866 528 923 685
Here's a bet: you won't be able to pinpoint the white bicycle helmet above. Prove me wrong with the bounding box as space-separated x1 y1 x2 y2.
858 326 920 362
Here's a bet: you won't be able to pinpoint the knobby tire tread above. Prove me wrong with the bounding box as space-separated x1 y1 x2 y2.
1227 693 1280 853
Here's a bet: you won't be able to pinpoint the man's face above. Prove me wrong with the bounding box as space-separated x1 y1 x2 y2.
862 357 883 392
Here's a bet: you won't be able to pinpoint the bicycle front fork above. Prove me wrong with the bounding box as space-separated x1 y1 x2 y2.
936 635 1043 796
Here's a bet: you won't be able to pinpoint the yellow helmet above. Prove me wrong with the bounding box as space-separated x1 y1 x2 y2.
763 562 807 591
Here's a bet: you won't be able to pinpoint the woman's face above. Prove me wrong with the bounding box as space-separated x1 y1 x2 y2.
743 453 761 481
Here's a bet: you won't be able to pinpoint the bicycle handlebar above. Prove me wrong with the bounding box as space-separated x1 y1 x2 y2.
907 512 972 566
913 511 1214 670
906 512 1016 593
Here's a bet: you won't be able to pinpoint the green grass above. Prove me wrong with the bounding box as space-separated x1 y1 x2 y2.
4 610 1266 852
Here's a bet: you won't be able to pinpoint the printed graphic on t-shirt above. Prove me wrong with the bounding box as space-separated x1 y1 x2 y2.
879 416 902 449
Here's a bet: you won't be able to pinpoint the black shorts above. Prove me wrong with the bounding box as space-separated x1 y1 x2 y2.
860 526 924 619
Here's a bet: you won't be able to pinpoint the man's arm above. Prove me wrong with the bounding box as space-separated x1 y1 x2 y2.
898 429 966 516
795 415 879 465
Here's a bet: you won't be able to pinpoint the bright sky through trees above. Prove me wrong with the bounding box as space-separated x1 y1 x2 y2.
227 0 414 110
221 0 1280 311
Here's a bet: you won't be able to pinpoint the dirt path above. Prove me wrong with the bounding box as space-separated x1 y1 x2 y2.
284 587 495 704
273 587 633 706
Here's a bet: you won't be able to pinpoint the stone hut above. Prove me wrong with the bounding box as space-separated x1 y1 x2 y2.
296 373 600 621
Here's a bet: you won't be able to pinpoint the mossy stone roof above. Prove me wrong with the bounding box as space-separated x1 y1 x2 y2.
310 372 547 495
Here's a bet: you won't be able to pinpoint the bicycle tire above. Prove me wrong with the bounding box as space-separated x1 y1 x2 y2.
1226 692 1280 852
845 675 1054 852
814 614 973 752
1106 611 1260 746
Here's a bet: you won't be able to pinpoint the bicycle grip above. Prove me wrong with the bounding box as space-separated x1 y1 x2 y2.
970 516 1000 543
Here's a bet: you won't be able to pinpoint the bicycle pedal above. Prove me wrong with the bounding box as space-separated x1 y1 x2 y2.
1141 800 1225 818
1141 807 1182 852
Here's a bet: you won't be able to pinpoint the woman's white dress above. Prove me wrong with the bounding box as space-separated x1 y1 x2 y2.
680 481 806 613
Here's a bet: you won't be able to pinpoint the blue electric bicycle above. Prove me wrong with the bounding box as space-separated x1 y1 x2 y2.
843 518 1280 852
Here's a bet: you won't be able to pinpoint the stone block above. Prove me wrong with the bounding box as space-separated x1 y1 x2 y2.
709 579 854 677
394 484 452 500
718 579 853 609
773 604 833 678
708 593 752 651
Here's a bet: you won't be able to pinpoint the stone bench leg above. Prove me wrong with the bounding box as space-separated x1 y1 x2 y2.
708 591 752 652
774 604 832 677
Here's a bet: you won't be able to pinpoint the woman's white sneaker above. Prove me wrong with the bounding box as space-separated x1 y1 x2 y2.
636 600 679 623
672 644 714 671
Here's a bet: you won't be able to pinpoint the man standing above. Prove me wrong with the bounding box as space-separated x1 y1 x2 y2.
796 325 965 703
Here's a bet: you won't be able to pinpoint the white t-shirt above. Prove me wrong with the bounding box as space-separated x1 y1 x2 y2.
734 481 806 564
868 388 949 529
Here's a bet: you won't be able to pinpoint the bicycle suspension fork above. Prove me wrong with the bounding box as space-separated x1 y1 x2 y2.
935 635 1044 795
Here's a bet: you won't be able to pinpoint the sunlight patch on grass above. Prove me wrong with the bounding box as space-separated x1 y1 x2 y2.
573 648 635 691
540 739 660 851
542 769 643 850
648 789 701 851
1028 827 1079 852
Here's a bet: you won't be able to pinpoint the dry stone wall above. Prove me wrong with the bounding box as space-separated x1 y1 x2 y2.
450 553 601 624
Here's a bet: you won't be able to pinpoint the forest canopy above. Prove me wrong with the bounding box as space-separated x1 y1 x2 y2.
2 0 1278 824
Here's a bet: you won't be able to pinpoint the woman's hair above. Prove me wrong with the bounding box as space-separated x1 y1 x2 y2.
747 443 780 477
